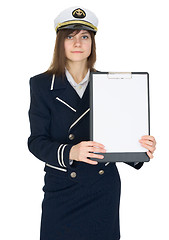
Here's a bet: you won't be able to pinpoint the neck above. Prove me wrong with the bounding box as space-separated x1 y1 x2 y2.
66 60 88 84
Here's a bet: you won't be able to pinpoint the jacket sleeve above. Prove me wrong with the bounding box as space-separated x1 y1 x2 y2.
124 162 144 170
27 77 74 169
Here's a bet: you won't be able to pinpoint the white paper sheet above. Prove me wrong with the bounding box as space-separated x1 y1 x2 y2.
92 73 149 152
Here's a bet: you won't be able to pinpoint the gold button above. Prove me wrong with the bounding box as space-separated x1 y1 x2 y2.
69 134 75 140
99 170 104 175
70 172 77 178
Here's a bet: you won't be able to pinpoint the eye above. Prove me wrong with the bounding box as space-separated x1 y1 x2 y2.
67 35 73 40
82 35 89 39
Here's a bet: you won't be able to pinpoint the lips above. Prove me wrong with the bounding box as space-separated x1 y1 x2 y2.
71 51 83 53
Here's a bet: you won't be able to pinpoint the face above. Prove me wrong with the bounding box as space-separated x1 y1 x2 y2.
64 30 92 64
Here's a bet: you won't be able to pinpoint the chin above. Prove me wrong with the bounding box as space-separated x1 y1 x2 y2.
69 57 88 62
67 53 90 62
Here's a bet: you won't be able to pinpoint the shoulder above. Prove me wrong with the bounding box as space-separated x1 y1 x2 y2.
29 72 53 93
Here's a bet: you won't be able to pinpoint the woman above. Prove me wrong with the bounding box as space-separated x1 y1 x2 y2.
28 6 156 240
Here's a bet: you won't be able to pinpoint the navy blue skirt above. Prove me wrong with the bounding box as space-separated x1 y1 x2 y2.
40 163 121 240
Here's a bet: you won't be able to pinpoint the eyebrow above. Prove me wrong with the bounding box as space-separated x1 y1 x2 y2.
69 31 89 35
81 31 89 34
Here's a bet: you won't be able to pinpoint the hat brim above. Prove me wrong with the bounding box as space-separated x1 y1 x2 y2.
57 24 97 33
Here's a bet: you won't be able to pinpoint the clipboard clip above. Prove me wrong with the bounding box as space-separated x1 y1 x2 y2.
108 72 132 79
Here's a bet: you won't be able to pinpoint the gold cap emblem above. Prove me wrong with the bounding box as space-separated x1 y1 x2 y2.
72 8 86 19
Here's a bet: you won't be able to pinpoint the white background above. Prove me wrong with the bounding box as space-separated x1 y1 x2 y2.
1 0 168 239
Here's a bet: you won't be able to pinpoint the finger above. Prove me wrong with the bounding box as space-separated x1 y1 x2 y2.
140 143 155 153
86 160 98 165
88 152 104 160
144 136 156 147
82 158 98 165
86 141 105 149
141 135 155 142
139 139 154 146
147 151 154 159
88 147 106 153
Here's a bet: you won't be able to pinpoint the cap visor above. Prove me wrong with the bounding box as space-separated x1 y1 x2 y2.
58 24 96 32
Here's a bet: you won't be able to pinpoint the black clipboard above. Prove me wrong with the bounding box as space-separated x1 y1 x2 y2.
89 72 150 162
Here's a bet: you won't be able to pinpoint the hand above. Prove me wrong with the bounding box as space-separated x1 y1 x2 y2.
69 141 106 165
139 135 156 159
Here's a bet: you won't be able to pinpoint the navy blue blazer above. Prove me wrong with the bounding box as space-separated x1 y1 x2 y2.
28 72 143 186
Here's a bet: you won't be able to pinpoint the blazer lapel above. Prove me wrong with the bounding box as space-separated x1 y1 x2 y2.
51 74 81 111
50 73 90 131
68 82 90 132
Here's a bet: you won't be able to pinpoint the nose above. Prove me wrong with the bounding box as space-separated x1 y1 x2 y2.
74 37 81 46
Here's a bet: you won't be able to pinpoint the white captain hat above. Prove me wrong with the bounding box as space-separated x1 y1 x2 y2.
54 6 98 34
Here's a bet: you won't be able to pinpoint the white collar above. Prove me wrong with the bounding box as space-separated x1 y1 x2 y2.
65 68 90 87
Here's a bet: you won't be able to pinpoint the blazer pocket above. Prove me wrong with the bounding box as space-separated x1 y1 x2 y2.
43 172 76 193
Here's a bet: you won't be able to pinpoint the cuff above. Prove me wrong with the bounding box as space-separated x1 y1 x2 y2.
69 159 74 165
134 162 144 169
59 144 74 169
124 162 144 170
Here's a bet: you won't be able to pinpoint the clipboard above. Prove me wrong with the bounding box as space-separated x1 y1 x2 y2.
89 72 150 162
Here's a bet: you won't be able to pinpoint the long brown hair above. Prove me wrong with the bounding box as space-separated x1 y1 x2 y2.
45 29 96 76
